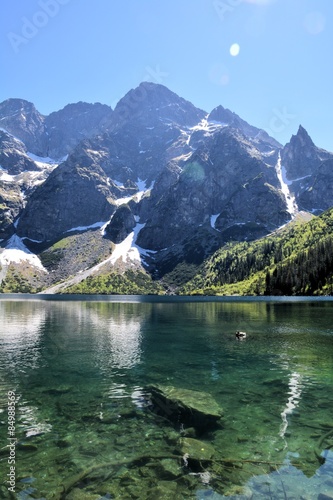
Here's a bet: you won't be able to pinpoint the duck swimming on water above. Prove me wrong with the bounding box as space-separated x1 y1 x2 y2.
235 331 247 339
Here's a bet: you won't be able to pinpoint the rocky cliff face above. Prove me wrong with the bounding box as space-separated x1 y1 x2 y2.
0 83 333 291
16 142 116 242
281 125 333 213
0 181 23 240
0 98 47 156
281 125 332 179
137 127 288 251
44 102 113 158
0 130 38 174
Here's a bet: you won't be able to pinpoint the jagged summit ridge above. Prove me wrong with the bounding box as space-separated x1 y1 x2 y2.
0 82 333 293
0 98 113 159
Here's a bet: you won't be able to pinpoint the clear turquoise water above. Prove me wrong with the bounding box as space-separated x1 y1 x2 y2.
0 296 333 499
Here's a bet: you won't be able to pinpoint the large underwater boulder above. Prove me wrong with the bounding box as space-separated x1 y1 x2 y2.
148 384 223 434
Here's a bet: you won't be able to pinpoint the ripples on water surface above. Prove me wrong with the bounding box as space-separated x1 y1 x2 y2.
0 296 333 499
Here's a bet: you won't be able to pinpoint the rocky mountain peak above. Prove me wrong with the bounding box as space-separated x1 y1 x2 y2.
208 105 281 149
291 125 315 147
280 124 331 180
113 82 206 128
0 98 47 156
0 97 41 117
44 101 113 159
208 105 239 126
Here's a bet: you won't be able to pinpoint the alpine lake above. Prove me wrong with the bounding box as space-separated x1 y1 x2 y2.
1 295 333 500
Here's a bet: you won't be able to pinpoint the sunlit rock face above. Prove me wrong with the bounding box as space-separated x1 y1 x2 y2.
136 127 289 251
0 130 38 174
1 84 333 286
281 125 333 213
16 146 116 242
281 125 328 179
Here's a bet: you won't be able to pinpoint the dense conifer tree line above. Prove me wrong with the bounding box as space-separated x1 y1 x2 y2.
181 209 333 296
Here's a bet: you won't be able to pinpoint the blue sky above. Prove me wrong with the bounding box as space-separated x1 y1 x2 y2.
1 0 332 150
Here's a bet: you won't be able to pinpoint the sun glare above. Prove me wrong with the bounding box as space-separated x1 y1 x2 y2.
230 43 240 56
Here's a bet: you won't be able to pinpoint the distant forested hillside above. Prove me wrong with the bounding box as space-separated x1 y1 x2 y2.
180 210 333 296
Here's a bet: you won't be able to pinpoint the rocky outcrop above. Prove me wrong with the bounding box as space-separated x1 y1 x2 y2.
297 159 333 213
0 181 23 239
105 204 136 243
16 147 116 242
0 130 38 174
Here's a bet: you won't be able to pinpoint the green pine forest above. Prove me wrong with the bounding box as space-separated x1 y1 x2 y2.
179 208 333 296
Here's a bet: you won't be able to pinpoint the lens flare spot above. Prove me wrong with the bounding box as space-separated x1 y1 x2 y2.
230 43 240 57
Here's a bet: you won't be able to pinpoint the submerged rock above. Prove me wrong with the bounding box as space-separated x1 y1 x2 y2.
148 384 223 433
157 458 182 480
179 437 215 462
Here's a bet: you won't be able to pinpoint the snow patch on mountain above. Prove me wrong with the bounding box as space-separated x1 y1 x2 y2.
276 153 298 217
0 235 47 271
114 179 154 205
27 152 59 164
0 167 16 182
114 195 134 206
108 223 156 266
27 151 65 170
66 221 107 233
210 214 219 230
189 117 226 133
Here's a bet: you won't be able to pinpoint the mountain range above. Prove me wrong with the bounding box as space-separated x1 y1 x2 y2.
1 82 333 294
